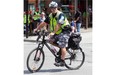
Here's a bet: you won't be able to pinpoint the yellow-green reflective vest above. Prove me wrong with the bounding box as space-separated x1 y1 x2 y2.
23 14 30 24
24 14 26 24
33 12 40 20
49 11 69 34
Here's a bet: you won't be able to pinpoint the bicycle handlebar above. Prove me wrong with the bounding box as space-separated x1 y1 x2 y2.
35 29 50 42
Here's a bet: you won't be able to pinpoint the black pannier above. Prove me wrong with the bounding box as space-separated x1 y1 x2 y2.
68 33 82 50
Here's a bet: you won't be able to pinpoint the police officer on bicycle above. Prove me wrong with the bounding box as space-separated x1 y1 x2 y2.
34 1 71 66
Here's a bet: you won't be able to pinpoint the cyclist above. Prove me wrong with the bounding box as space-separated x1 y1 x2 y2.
34 1 71 66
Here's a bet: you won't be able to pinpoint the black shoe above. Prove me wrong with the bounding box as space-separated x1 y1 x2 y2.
54 61 65 67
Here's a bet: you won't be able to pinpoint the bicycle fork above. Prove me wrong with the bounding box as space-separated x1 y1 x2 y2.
34 49 41 61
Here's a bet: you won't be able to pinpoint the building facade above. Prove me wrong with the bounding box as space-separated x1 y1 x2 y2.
24 0 92 27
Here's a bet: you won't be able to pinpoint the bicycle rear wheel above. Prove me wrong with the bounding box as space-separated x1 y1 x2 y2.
27 48 45 73
65 47 85 70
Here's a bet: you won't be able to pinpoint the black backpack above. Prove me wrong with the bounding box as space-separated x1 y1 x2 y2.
68 33 82 50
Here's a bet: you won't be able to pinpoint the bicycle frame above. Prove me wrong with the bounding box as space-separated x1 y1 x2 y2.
36 33 58 58
35 30 74 61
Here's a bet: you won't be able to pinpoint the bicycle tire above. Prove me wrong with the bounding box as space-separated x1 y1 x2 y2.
26 48 45 73
65 47 85 70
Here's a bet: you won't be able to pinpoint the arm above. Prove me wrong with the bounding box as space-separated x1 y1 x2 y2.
53 23 61 33
36 22 47 30
74 12 81 22
34 22 47 33
74 17 79 22
49 23 61 35
34 16 50 32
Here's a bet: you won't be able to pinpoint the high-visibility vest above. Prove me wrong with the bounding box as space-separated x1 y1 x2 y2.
24 14 26 24
49 11 69 34
23 14 30 24
33 11 40 20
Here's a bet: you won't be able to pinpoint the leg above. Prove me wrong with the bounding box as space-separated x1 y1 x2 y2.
61 47 67 60
54 32 70 66
76 23 81 33
54 47 66 67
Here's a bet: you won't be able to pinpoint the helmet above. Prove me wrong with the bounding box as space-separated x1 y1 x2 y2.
49 1 58 8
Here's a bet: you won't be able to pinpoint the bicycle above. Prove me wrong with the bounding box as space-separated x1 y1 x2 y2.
26 29 85 73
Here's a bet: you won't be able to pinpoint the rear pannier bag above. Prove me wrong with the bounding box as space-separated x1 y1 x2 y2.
68 33 82 49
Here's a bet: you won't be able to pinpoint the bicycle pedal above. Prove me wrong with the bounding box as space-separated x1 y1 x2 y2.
54 63 60 67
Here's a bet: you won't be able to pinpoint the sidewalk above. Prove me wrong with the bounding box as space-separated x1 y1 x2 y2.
24 28 92 41
81 28 92 33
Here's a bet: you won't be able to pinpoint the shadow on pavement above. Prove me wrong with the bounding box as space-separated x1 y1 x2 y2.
24 68 68 74
24 70 31 74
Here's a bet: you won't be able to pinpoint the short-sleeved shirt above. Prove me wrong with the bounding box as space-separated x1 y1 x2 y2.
74 11 82 23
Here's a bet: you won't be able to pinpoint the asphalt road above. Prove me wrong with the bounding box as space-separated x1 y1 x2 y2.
24 31 92 75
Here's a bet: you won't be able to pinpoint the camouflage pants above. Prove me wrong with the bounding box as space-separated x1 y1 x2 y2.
51 31 70 48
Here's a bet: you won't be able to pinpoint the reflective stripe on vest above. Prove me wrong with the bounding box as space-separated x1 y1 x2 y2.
23 14 30 24
33 12 40 20
49 11 69 34
24 15 26 24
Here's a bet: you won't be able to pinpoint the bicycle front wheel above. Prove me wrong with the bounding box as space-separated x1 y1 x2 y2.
65 47 85 70
27 48 45 73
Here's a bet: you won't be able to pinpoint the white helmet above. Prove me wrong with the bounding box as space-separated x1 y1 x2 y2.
49 1 58 8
